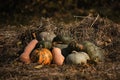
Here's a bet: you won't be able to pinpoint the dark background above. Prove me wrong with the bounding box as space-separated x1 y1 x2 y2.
0 0 119 24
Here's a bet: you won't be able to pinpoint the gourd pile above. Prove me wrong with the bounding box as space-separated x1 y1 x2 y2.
20 31 105 66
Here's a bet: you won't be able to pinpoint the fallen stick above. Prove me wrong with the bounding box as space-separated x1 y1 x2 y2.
90 14 99 27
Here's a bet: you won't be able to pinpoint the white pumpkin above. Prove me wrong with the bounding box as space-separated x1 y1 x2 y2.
66 51 90 65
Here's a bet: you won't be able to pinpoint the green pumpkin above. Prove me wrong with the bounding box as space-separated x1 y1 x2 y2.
82 41 105 63
37 41 52 49
53 35 72 44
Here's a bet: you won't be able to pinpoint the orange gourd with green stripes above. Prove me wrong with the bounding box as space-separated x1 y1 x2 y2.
30 48 53 65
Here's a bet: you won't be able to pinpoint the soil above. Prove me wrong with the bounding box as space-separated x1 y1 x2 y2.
0 15 120 80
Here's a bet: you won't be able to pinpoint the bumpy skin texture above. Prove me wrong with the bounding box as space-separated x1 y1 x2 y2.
52 47 65 65
66 51 90 65
20 39 38 64
82 41 105 63
30 48 53 65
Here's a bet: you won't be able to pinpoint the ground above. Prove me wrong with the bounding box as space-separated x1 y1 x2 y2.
0 15 120 80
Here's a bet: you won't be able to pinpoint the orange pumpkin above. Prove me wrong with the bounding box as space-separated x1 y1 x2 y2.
30 48 53 65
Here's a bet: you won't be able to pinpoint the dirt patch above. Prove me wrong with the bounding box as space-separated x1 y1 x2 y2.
0 15 120 80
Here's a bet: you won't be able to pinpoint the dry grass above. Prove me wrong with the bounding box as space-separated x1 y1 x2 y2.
0 15 120 80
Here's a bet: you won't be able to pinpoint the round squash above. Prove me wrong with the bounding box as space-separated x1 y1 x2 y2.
30 48 53 65
66 51 90 65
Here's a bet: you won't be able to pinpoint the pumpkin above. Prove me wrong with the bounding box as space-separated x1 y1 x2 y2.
30 48 53 65
38 41 52 49
82 41 105 63
52 47 65 65
20 39 38 64
66 51 90 65
39 31 56 42
53 35 72 44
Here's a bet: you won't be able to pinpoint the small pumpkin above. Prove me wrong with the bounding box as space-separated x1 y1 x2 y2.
39 31 56 42
38 41 52 49
52 47 65 65
66 51 90 65
82 41 105 63
30 48 53 65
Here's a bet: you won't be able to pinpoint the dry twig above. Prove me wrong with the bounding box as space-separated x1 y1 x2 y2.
90 14 99 27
